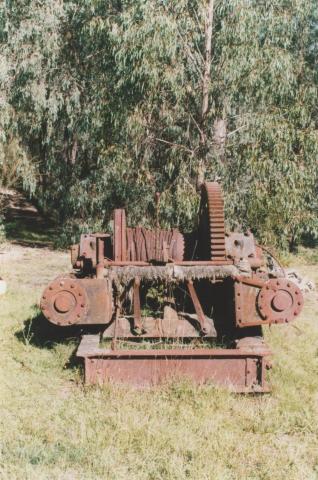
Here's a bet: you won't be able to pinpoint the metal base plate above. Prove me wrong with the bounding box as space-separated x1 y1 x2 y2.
76 335 271 392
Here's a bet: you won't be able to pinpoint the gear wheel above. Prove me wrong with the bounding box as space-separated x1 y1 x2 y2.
198 182 226 260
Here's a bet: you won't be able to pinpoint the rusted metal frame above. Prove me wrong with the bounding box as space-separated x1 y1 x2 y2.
234 274 266 328
234 280 254 328
82 357 270 392
82 348 272 358
186 280 208 335
133 277 143 333
234 279 277 328
104 260 234 267
176 260 233 265
101 316 215 339
96 238 104 279
111 291 121 350
113 209 127 261
77 335 271 359
246 358 258 388
105 260 149 266
234 275 303 328
77 335 271 392
260 356 266 390
233 275 265 288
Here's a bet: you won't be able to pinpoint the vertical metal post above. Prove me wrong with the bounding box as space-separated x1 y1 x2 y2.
96 237 104 279
133 277 142 332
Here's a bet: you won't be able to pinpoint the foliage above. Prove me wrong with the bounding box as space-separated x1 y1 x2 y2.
2 0 318 248
0 2 38 242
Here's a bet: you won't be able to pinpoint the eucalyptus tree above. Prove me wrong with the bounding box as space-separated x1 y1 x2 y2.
109 0 318 248
3 0 318 249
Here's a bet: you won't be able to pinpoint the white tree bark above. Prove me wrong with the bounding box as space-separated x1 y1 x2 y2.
201 0 214 121
197 0 215 190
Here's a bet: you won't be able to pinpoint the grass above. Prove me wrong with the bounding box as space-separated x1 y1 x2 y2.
4 218 59 247
100 338 225 350
1 243 318 479
2 188 61 247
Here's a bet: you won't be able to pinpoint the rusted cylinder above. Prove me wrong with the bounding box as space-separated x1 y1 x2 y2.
125 227 185 262
40 277 113 326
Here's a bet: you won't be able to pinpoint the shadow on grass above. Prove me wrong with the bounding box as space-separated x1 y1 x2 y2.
2 189 61 249
5 218 59 249
15 310 104 369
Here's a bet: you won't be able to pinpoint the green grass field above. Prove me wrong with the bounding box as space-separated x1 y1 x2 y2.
1 243 318 480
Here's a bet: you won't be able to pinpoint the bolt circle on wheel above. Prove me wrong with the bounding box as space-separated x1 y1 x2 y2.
257 278 303 324
40 277 88 326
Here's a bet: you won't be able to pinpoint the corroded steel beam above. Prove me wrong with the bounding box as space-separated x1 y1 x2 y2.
77 335 271 392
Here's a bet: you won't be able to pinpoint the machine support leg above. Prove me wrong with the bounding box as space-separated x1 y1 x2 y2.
133 277 143 333
111 293 121 350
96 238 104 279
186 280 208 335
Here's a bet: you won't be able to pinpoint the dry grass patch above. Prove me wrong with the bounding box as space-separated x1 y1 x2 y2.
1 244 318 479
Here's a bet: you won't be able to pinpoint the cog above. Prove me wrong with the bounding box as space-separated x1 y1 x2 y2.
198 182 226 260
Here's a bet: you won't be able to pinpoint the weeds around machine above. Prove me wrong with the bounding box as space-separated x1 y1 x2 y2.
40 182 303 391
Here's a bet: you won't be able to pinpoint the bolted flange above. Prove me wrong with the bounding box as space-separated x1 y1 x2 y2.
257 278 303 324
40 277 88 326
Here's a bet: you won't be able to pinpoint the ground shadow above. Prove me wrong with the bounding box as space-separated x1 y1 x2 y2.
5 216 59 249
2 189 60 248
15 310 104 369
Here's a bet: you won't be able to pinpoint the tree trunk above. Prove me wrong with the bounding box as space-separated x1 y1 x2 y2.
201 0 214 122
197 0 214 190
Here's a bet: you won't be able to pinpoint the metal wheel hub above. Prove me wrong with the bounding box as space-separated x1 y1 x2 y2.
257 278 303 323
40 278 88 326
54 291 76 313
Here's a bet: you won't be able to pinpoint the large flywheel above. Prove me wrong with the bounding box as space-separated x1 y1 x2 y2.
198 182 226 260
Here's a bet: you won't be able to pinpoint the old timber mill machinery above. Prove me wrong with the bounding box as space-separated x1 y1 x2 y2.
40 182 304 391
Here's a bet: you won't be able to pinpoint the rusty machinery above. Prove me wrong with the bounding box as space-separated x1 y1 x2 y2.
40 182 304 391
